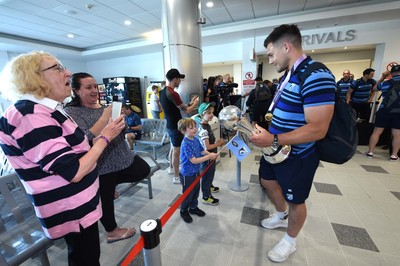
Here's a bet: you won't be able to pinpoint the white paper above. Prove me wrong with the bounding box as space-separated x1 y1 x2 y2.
111 102 122 120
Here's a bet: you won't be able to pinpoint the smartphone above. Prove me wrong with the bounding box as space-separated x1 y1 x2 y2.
111 102 122 120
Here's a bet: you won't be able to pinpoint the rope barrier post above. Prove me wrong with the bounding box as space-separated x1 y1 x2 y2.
228 132 249 192
228 158 249 192
140 219 162 266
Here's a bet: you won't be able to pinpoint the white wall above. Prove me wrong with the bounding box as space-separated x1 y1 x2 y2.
1 19 400 104
87 52 164 85
260 49 375 82
255 19 400 79
203 65 233 80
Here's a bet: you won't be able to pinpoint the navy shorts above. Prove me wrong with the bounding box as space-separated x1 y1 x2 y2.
167 128 184 147
259 150 319 204
374 108 400 129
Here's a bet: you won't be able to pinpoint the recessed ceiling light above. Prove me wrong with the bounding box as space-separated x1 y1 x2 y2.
65 10 77 15
206 2 214 8
344 46 348 49
124 20 132 26
67 33 75 38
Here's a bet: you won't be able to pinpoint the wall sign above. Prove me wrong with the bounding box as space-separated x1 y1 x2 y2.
302 29 356 45
245 72 253 80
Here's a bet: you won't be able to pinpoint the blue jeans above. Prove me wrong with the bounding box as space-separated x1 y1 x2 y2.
151 110 160 119
201 160 215 198
180 173 200 211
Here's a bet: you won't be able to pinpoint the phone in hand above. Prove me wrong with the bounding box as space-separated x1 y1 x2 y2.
111 102 122 120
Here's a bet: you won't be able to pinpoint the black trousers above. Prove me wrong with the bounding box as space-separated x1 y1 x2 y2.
350 101 371 121
64 222 100 266
99 155 150 232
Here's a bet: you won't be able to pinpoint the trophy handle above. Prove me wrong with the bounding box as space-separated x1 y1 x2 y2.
234 115 257 136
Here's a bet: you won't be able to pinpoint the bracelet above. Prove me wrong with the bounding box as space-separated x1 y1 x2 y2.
97 135 110 145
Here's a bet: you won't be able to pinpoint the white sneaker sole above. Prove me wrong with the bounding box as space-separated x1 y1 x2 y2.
261 220 288 229
267 246 296 262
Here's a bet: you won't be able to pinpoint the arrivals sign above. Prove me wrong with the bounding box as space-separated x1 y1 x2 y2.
302 29 356 45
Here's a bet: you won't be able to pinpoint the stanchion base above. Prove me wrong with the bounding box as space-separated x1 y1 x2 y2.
228 180 249 192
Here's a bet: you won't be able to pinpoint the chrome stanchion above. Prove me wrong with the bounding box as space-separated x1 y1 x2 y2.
228 133 249 192
140 219 162 266
228 158 249 192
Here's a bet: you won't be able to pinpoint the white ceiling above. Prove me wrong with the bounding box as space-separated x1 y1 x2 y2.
0 0 399 60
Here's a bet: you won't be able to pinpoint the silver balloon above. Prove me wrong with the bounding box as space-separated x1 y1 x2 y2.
218 105 291 164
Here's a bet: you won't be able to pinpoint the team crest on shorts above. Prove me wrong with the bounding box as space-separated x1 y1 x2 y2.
286 188 293 200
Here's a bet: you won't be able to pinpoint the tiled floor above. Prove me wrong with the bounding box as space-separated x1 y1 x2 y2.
27 142 400 266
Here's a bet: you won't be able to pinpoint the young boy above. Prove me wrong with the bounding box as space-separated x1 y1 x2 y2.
178 118 218 223
197 102 225 205
122 104 142 150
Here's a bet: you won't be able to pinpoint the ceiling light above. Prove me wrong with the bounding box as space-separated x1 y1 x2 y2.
65 10 77 15
124 20 132 26
206 2 214 8
143 29 162 43
344 46 348 50
312 49 315 53
67 33 75 38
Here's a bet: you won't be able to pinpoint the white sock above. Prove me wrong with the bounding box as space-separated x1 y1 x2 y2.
277 210 288 220
283 233 296 245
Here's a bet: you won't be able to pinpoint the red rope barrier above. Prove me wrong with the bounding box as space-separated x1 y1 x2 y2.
121 160 215 266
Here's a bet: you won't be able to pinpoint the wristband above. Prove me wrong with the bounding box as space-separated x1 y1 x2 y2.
97 135 110 145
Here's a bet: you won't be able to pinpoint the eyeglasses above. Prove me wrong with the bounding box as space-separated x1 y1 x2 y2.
41 63 67 72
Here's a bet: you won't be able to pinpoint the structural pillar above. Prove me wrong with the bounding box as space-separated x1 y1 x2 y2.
161 0 203 105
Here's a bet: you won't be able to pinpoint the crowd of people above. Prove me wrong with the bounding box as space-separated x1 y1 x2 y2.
0 23 399 265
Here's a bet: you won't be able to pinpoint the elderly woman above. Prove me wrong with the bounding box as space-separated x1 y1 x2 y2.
65 72 150 243
0 51 126 265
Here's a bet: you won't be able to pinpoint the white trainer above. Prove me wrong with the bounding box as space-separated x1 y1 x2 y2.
261 213 288 229
172 177 181 184
267 237 296 262
167 167 174 175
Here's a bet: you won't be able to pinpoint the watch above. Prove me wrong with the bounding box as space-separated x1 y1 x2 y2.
273 134 279 146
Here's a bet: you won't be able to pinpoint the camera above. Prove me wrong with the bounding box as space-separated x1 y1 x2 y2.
217 82 238 94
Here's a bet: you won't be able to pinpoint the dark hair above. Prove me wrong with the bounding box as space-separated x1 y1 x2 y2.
263 80 272 86
207 76 216 89
363 68 375 76
66 72 94 107
264 24 302 49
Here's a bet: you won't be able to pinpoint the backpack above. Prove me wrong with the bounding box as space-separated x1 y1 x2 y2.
297 61 358 164
381 79 400 113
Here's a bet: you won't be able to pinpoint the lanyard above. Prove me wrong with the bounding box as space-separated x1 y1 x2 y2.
268 54 308 113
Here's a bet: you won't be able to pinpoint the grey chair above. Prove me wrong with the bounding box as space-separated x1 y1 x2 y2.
0 173 54 266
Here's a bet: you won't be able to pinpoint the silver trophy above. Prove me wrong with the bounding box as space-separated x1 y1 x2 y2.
218 105 291 164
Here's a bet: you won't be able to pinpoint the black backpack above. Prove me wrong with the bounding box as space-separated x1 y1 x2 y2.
297 62 358 164
381 78 400 113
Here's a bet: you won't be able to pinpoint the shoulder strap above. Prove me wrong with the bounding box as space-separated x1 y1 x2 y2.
297 61 328 86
